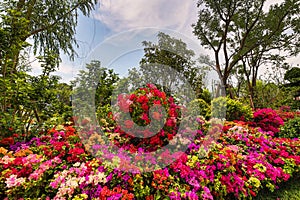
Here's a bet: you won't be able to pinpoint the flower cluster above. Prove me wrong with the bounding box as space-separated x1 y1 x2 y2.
251 108 284 134
112 84 182 152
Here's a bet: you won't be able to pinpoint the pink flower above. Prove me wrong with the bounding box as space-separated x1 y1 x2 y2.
5 174 25 188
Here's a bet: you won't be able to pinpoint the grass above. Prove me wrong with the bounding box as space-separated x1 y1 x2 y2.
254 174 300 200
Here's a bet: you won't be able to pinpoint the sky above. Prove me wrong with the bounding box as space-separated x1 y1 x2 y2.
31 0 206 83
29 0 299 86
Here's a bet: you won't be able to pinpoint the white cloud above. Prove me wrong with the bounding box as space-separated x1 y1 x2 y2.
94 0 199 37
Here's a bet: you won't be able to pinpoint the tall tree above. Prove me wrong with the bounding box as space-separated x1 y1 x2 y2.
0 0 97 136
0 0 96 74
71 60 120 122
193 0 300 99
139 32 206 98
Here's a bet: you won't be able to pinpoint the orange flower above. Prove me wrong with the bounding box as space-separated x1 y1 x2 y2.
0 147 8 155
14 149 33 157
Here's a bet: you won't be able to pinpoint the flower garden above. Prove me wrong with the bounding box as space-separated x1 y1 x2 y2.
1 84 300 200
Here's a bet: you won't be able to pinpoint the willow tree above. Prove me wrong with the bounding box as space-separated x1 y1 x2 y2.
0 0 96 74
193 0 300 101
0 0 96 135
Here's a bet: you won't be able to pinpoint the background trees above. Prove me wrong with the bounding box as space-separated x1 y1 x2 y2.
193 0 300 106
136 32 207 99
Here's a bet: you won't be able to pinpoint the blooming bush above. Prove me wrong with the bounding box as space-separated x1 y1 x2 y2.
276 106 300 122
251 108 284 134
112 83 182 152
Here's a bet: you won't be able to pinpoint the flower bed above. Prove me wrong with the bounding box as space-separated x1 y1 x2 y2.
0 120 300 199
1 85 300 199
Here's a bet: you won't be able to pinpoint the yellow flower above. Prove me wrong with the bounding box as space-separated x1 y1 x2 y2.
0 147 8 155
253 163 267 173
73 193 88 200
248 177 261 188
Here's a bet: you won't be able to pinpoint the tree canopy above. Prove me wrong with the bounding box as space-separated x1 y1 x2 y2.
193 0 300 100
139 32 206 98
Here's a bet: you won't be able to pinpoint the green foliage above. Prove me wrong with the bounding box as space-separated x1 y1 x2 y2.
211 97 253 121
255 175 300 200
254 80 296 109
72 60 119 124
284 67 300 85
283 67 300 110
96 104 115 127
199 88 212 104
0 0 96 62
139 32 206 98
187 98 211 120
278 117 300 138
0 52 73 139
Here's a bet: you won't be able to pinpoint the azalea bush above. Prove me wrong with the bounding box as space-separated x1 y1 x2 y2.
276 106 300 122
251 108 284 134
111 83 182 152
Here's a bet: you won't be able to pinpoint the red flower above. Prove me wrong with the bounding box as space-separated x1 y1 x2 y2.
67 147 86 162
0 137 14 145
249 190 256 197
141 103 149 111
153 100 161 105
129 94 137 101
137 95 149 104
141 113 150 124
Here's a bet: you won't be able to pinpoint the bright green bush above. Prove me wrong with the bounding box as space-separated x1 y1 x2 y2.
187 98 211 119
277 117 300 138
211 97 253 121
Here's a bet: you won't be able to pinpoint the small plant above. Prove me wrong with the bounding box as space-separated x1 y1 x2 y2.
211 97 253 121
277 117 300 138
187 98 211 120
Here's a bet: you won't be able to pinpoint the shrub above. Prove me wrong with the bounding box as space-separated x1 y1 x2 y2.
211 97 253 121
276 106 300 122
187 98 211 120
112 83 181 152
277 117 300 138
252 108 284 133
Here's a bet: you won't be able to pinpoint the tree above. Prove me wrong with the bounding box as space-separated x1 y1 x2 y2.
0 0 96 74
284 67 300 87
0 0 96 137
139 32 206 98
283 67 300 109
193 0 300 100
71 60 120 123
